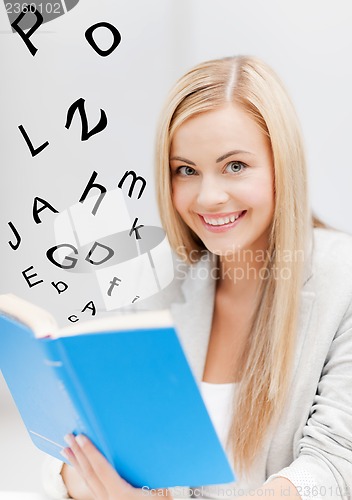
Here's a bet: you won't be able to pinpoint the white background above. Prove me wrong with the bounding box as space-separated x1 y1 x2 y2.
1 0 352 492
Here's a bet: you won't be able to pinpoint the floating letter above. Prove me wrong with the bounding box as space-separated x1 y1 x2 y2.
81 300 96 316
79 171 107 215
11 7 43 56
85 22 121 57
85 241 114 266
129 218 144 240
65 98 107 141
46 244 78 269
8 221 21 250
51 281 69 294
22 266 43 288
18 125 49 157
33 197 59 224
118 170 146 199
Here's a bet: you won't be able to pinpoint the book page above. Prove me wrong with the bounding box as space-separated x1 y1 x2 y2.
57 308 173 338
0 294 58 338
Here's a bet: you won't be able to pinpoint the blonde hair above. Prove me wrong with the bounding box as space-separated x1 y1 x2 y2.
156 56 321 474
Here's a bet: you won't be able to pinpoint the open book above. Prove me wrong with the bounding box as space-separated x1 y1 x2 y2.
0 294 235 489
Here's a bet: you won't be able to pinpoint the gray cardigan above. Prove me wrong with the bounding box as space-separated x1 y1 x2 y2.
43 228 352 500
161 227 352 499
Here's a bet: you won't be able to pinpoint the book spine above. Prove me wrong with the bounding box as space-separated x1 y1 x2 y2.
41 338 114 463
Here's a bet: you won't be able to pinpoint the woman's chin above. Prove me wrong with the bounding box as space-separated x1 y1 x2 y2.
202 243 244 258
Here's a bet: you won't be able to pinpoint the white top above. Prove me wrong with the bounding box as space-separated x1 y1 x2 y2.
196 381 251 499
200 381 236 452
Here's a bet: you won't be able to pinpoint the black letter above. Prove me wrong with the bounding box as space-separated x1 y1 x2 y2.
8 221 21 250
129 218 144 240
18 125 49 157
68 315 79 323
51 281 69 294
46 244 78 269
11 6 43 56
85 242 114 266
22 266 44 288
79 171 106 215
107 276 121 296
81 300 96 316
85 22 121 57
65 98 107 141
118 170 146 199
33 197 59 224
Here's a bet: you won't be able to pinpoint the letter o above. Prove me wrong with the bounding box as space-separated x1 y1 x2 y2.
85 22 121 57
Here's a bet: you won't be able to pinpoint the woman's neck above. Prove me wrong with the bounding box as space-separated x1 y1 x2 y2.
216 240 270 301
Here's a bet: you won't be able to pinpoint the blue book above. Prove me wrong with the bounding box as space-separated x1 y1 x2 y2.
0 294 235 489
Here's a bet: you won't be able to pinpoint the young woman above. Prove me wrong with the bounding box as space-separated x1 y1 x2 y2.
43 56 352 499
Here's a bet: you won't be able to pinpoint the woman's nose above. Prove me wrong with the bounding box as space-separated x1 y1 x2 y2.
196 176 230 207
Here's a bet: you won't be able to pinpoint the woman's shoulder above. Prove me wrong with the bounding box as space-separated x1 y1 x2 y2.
312 227 352 266
310 226 352 290
313 225 352 248
303 228 352 344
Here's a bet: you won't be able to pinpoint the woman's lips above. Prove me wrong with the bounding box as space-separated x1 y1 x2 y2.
198 210 247 233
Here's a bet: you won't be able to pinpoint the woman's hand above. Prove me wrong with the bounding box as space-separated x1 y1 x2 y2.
61 433 172 500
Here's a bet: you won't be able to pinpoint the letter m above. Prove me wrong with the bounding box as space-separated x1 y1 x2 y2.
117 170 146 199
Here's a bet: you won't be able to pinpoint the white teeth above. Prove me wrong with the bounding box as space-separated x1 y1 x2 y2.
203 213 242 226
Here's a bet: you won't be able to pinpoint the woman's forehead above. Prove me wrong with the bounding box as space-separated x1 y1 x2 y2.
170 104 269 158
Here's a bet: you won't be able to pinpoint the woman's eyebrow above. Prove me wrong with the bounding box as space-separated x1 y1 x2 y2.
169 156 196 166
216 150 254 163
170 150 254 165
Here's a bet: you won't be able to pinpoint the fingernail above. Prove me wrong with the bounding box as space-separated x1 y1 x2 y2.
60 448 69 460
64 434 74 446
76 434 87 447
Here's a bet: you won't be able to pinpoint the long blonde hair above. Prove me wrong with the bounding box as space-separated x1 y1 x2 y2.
156 56 320 475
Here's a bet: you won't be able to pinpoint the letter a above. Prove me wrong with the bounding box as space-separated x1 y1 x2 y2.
33 197 59 224
82 300 96 316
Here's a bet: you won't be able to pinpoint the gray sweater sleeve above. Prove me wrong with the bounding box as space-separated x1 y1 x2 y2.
265 307 352 500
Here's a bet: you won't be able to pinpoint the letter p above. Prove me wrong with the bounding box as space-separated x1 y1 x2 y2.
11 6 43 56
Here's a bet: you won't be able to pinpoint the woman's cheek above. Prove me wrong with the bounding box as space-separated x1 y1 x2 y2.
172 183 192 213
242 178 274 211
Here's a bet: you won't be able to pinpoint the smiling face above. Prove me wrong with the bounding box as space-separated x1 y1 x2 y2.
169 103 275 257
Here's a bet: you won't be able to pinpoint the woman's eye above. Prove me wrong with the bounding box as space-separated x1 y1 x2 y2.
225 161 246 174
176 166 197 176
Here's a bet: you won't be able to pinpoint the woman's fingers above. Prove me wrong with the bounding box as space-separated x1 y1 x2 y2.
73 434 132 492
64 433 108 499
64 433 137 499
63 433 154 499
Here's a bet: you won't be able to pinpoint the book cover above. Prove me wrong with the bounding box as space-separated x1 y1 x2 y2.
0 296 235 489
